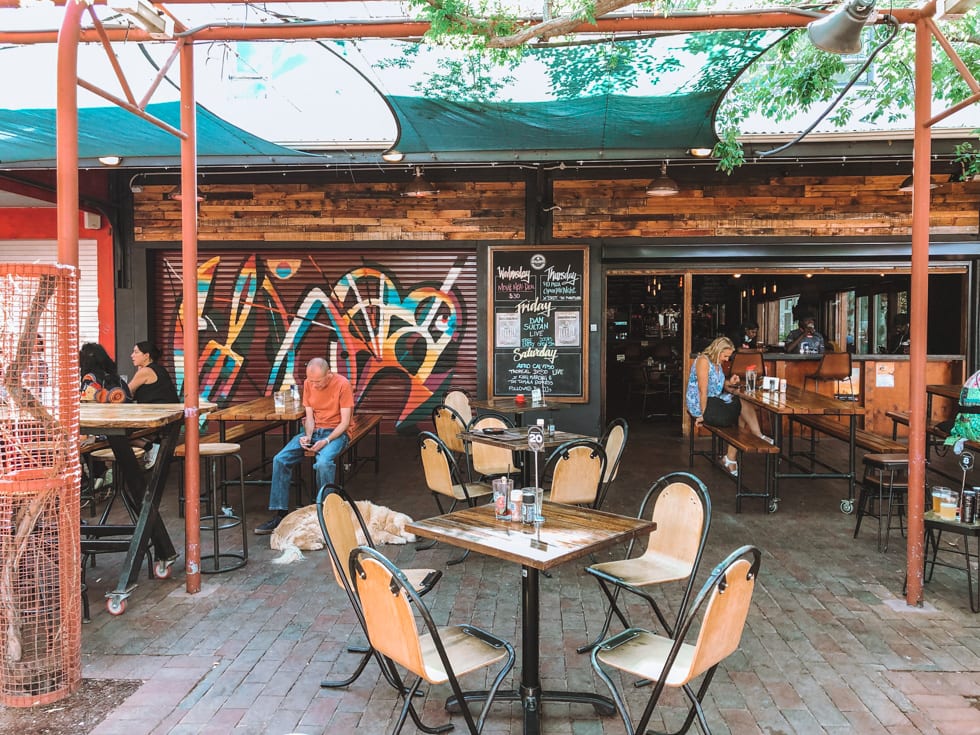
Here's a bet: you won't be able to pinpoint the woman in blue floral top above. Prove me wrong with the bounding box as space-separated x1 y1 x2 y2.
686 336 771 477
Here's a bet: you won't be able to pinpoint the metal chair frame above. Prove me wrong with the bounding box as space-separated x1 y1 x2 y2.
315 483 442 690
591 545 762 735
597 417 629 509
579 472 712 654
544 439 607 508
350 545 515 735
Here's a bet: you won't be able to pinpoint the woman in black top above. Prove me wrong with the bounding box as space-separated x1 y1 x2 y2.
128 341 179 403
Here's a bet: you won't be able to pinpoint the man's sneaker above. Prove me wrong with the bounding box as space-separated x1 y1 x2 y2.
254 515 284 535
143 443 161 470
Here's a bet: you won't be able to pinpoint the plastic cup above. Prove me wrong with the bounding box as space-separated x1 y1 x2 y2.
939 490 959 520
932 486 950 514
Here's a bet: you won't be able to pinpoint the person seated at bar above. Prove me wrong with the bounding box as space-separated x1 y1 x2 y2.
732 320 761 351
888 313 910 354
784 316 825 354
254 357 354 535
686 336 772 477
128 341 179 403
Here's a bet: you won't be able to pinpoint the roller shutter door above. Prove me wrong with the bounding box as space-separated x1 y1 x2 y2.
0 239 100 347
151 247 478 433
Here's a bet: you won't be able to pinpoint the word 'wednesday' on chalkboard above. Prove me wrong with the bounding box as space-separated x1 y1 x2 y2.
488 245 588 401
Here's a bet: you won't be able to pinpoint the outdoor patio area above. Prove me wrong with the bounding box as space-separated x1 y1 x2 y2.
7 420 980 735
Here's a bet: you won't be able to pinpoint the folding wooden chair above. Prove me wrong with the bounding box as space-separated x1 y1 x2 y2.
591 545 762 735
350 545 515 735
418 431 492 564
579 472 711 653
467 413 521 482
597 417 629 509
315 484 442 690
544 439 607 508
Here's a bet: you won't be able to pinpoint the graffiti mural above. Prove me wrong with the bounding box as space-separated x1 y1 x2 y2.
164 253 473 431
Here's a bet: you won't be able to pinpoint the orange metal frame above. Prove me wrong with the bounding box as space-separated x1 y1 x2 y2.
0 0 975 637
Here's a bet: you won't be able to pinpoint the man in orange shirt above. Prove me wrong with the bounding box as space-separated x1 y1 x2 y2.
255 357 354 534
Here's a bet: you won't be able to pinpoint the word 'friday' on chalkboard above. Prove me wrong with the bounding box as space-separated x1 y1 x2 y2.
488 246 588 401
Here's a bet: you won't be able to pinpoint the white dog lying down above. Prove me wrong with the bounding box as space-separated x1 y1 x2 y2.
269 501 416 564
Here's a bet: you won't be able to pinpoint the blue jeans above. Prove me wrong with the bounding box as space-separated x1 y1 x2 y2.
269 428 349 511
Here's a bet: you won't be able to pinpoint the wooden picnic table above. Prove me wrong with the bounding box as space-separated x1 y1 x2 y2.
738 385 865 512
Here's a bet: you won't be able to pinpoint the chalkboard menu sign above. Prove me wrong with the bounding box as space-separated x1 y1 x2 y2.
489 245 588 401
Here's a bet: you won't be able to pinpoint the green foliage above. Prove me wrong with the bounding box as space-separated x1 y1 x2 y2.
394 1 980 171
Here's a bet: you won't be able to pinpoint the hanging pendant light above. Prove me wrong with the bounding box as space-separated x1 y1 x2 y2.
645 161 680 197
403 166 438 198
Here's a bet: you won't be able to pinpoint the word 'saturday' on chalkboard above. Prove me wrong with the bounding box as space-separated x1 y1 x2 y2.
488 246 588 401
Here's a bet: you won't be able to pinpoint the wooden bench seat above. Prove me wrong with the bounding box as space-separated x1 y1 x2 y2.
304 411 384 493
793 414 906 455
688 420 779 513
174 419 284 456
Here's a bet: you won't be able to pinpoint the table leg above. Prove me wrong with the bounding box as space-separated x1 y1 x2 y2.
446 563 615 733
105 423 179 604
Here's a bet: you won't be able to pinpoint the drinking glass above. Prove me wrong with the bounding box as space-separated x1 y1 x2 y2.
492 478 513 520
274 391 286 410
745 370 757 392
534 486 544 522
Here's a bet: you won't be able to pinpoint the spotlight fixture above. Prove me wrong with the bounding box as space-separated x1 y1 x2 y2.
381 149 405 163
898 174 938 193
128 175 143 194
807 0 876 55
98 155 122 166
403 167 438 198
645 161 679 197
168 187 204 202
108 0 175 38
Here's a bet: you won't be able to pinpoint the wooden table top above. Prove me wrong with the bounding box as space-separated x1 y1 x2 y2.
470 397 563 414
209 395 305 422
79 403 187 431
738 385 865 416
926 384 962 401
407 502 655 571
460 427 593 452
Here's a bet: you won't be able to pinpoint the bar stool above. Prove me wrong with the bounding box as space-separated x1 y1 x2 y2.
854 452 909 552
178 442 249 573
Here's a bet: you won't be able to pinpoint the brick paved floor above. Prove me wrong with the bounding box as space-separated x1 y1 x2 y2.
63 420 980 733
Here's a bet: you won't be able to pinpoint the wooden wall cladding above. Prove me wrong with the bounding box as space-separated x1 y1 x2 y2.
133 181 526 242
552 175 980 238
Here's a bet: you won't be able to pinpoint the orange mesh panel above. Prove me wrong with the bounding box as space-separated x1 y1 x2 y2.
0 263 80 706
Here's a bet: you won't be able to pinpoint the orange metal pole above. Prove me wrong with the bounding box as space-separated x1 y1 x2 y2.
55 0 84 700
180 38 202 594
56 2 82 267
0 10 923 45
905 16 933 608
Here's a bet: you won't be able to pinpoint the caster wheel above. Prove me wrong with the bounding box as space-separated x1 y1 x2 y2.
106 597 127 616
154 560 173 579
768 500 779 514
840 499 854 514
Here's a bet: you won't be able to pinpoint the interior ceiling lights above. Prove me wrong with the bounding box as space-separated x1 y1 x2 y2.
899 174 938 192
645 161 680 197
403 166 438 198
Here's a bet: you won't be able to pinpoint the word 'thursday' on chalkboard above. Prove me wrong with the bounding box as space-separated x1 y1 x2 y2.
489 246 588 401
